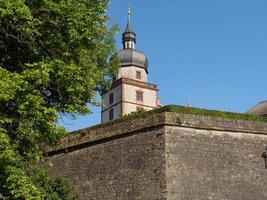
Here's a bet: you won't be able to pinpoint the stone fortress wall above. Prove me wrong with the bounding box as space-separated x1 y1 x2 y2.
47 111 267 200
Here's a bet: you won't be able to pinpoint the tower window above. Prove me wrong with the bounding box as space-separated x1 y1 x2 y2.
109 108 114 120
136 91 143 102
109 93 114 104
136 71 141 80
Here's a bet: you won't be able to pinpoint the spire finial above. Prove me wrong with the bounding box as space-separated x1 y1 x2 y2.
127 2 131 27
122 2 136 49
124 2 133 33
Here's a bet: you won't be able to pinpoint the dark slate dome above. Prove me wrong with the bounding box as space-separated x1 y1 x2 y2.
247 100 267 116
114 4 148 73
117 49 148 71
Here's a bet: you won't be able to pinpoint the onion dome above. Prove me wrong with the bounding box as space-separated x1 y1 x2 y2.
116 3 148 73
117 49 148 71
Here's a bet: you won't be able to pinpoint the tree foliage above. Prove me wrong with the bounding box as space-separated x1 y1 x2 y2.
0 0 117 199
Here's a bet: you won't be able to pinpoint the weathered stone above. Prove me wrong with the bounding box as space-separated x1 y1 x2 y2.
47 112 267 200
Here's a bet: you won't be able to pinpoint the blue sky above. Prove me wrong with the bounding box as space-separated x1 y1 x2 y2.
59 0 267 131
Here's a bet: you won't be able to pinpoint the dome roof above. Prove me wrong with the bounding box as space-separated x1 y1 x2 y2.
117 49 148 71
247 100 267 116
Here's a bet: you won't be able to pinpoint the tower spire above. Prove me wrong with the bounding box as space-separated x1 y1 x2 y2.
127 3 131 29
125 2 132 33
122 2 136 49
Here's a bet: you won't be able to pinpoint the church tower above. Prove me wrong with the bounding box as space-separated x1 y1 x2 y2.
101 4 161 123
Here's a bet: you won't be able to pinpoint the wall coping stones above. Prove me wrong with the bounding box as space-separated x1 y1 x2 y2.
48 112 267 155
167 113 267 134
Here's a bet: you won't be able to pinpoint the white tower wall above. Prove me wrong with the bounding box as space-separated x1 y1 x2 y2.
101 85 122 123
101 4 161 123
117 66 147 82
121 84 157 115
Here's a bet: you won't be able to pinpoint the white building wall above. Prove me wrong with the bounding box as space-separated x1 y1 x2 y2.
122 84 158 115
101 85 122 123
102 86 121 109
121 103 154 115
117 66 147 82
101 103 121 123
101 82 158 122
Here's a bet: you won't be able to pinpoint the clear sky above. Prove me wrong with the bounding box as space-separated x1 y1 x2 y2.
59 0 267 131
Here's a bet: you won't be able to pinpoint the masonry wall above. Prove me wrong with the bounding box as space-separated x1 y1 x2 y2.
47 112 267 200
47 126 166 200
164 113 267 200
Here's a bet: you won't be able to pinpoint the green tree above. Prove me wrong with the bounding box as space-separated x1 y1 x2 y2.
0 0 117 199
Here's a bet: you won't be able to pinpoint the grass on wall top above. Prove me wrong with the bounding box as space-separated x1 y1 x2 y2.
84 105 267 132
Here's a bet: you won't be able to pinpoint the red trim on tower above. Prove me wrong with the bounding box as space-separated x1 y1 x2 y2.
102 78 158 95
